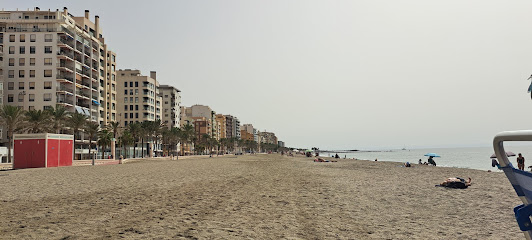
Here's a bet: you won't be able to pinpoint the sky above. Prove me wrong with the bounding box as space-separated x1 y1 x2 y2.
7 1 532 150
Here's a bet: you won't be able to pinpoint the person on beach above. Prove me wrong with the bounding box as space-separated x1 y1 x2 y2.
439 177 472 189
517 153 525 170
428 156 436 166
335 154 339 159
404 162 411 167
418 159 422 164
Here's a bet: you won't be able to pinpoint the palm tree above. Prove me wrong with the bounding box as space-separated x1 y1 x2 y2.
84 122 99 165
127 122 141 158
24 109 52 133
140 121 151 157
46 106 70 134
119 130 135 158
0 105 26 165
68 112 87 160
151 120 165 157
97 129 113 159
181 123 195 155
106 121 120 159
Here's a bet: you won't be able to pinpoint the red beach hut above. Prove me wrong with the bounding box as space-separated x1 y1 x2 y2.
13 133 74 169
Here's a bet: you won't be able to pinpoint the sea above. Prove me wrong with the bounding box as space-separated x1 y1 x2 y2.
322 144 532 171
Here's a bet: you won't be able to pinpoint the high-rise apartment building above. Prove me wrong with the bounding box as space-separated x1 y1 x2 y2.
159 85 181 129
116 69 162 126
0 8 116 126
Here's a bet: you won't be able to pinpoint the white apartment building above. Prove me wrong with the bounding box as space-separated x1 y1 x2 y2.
159 85 181 129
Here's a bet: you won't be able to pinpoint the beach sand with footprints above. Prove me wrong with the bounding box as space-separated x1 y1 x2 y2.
0 154 524 239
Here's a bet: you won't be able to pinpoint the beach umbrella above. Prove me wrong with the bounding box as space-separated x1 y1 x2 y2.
424 153 440 157
490 151 516 159
305 149 313 152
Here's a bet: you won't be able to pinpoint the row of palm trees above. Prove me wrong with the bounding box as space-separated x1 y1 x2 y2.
0 104 282 163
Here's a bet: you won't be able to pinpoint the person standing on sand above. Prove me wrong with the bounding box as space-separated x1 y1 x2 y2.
517 153 525 170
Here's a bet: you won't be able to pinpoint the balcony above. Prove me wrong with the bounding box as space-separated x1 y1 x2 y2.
75 90 90 99
3 27 61 32
57 51 74 61
56 74 74 83
57 98 74 106
57 63 74 73
57 85 74 95
57 39 74 49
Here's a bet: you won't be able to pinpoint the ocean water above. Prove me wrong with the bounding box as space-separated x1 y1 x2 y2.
323 145 532 171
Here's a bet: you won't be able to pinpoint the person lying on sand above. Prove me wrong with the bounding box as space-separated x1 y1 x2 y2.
314 158 337 162
438 177 472 189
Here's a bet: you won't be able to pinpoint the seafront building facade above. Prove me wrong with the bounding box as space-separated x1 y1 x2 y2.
159 85 181 129
116 69 161 126
0 8 117 159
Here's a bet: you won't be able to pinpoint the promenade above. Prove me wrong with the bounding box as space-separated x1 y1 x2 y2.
0 154 523 239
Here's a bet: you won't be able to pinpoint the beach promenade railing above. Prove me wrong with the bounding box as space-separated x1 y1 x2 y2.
493 130 532 240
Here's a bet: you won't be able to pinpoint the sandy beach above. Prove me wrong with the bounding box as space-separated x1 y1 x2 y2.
0 154 524 239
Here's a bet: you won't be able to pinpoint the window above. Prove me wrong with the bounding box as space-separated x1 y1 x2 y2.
124 90 127 94
30 46 35 54
43 106 52 111
8 70 14 78
124 82 128 87
44 70 52 77
43 93 52 101
112 84 115 91
130 97 133 102
124 114 128 119
135 82 139 87
135 113 139 118
19 70 24 78
9 35 15 42
129 113 133 118
44 34 52 42
30 58 35 66
18 82 24 90
28 106 35 111
44 58 52 65
44 81 52 89
129 82 133 87
135 105 139 110
20 34 25 42
29 94 35 102
135 89 138 95
29 70 35 78
124 97 128 103
8 82 14 90
7 94 13 102
44 46 52 53
29 82 35 89
129 105 133 111
9 46 14 54
164 101 168 104
18 94 24 102
19 58 25 66
30 34 36 42
8 58 14 66
19 46 25 54
164 95 168 98
129 90 133 95
124 105 128 111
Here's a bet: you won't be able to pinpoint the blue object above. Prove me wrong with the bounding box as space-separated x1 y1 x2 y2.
92 100 100 105
514 204 532 231
424 153 441 157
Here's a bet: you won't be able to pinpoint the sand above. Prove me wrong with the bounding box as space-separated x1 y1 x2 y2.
0 154 524 239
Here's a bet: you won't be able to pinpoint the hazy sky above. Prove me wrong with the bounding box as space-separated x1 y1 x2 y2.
8 1 532 150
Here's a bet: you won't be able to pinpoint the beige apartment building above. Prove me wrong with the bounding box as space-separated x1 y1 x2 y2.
0 8 117 159
116 69 162 127
0 8 116 124
215 114 226 139
159 85 181 129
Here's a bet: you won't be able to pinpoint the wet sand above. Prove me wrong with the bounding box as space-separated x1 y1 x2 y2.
0 154 523 239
